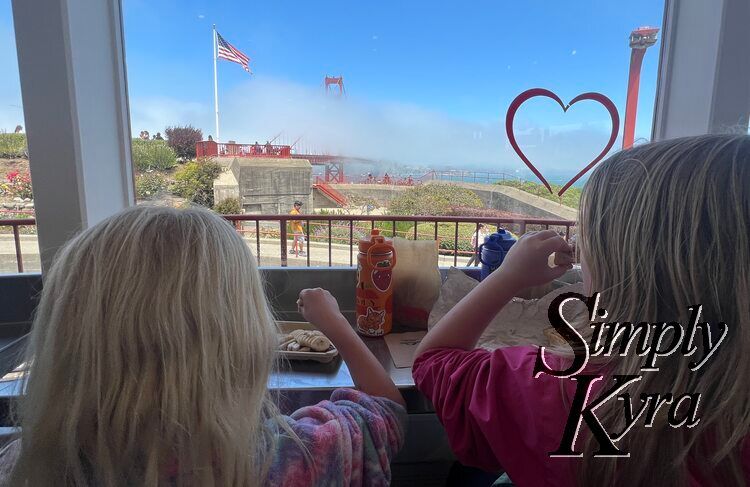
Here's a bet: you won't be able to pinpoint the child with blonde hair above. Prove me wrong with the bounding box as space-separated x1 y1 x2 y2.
0 206 406 486
413 134 750 486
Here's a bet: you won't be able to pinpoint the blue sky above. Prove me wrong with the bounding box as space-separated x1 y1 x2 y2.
2 0 665 177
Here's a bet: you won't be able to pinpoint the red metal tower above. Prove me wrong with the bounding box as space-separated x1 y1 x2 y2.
622 26 659 149
325 75 346 96
321 75 346 181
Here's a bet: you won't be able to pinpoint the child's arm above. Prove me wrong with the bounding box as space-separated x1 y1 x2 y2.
297 288 406 407
415 230 574 357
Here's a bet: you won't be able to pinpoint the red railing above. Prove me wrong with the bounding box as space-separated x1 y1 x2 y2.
312 177 348 206
0 214 576 272
196 140 292 158
222 214 575 268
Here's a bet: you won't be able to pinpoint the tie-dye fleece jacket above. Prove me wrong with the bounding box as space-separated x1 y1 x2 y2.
267 388 407 486
0 388 407 486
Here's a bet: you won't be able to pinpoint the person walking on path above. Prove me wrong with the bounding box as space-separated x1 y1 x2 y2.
289 201 306 257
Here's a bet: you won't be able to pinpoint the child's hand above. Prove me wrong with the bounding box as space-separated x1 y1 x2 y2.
497 230 574 290
297 288 350 337
298 288 404 406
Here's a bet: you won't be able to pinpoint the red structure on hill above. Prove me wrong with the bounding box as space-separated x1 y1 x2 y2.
195 140 377 184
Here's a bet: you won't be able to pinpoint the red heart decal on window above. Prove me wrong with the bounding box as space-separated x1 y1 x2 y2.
505 88 620 196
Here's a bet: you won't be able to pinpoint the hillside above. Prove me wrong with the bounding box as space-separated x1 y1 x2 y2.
496 179 582 209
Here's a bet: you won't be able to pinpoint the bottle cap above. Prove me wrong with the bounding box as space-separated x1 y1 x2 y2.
359 228 391 253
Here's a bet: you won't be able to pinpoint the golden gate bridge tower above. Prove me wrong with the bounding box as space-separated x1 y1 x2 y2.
324 75 346 97
319 75 346 182
622 26 659 149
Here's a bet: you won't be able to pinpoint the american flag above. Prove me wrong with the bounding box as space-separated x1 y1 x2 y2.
217 32 251 73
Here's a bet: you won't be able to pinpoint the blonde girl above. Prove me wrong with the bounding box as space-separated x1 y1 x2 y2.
413 134 750 486
0 206 406 486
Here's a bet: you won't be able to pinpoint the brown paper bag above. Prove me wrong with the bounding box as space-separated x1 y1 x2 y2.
428 267 587 349
392 237 442 328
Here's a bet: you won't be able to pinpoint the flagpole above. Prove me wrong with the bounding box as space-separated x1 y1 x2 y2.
213 24 220 141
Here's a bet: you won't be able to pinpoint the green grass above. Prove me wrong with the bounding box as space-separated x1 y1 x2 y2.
497 179 581 209
415 222 478 252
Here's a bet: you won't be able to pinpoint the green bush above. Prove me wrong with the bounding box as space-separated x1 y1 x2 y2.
135 172 167 199
214 197 242 214
388 183 483 216
171 159 222 207
0 134 27 158
496 180 581 209
131 139 177 171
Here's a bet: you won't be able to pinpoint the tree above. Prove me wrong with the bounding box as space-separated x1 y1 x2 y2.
388 183 484 216
165 125 203 160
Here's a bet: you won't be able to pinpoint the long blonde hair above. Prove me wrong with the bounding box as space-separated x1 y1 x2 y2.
578 135 750 486
10 206 281 486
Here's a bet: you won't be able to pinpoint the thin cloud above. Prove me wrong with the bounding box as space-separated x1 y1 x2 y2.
129 97 205 136
128 75 622 175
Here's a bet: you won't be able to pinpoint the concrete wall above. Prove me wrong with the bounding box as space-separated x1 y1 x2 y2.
312 187 338 208
213 158 240 204
448 182 577 220
216 168 577 219
212 157 313 214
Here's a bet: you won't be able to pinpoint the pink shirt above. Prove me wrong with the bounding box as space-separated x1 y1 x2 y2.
413 346 579 486
412 346 750 487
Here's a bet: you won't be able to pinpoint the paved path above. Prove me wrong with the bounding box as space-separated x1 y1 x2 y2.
0 234 40 273
1 234 474 274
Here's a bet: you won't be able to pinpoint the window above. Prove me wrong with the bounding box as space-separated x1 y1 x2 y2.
117 1 664 266
10 0 750 272
0 2 38 273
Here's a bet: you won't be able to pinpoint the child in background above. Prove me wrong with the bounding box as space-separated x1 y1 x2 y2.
1 206 406 486
413 135 750 486
289 200 306 257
